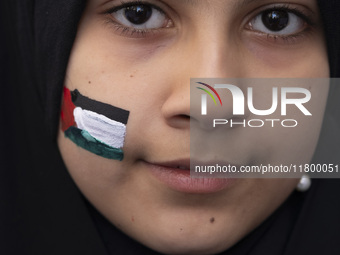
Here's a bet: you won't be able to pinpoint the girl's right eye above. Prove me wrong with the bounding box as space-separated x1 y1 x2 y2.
111 3 172 30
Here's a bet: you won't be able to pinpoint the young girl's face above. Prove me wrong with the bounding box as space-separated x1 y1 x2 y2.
58 0 329 254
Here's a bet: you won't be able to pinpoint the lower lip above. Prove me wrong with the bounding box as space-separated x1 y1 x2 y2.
146 162 234 194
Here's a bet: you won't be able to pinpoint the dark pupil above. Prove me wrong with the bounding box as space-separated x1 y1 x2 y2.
262 10 289 31
125 5 152 25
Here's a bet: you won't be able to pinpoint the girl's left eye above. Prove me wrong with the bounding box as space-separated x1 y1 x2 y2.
249 9 306 36
112 4 170 29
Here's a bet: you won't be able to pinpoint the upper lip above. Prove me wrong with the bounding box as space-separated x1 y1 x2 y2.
147 158 239 170
149 159 191 170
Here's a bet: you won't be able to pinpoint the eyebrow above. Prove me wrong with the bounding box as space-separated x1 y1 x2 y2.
240 0 261 5
178 0 261 8
237 0 264 11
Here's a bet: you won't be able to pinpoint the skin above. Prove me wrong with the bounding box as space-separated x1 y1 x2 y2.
58 0 329 254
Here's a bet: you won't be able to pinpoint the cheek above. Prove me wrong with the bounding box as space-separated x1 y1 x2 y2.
65 35 164 111
250 82 329 166
243 33 329 77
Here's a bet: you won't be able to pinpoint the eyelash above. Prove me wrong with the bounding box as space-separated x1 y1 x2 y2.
102 1 316 42
247 4 316 44
103 0 168 38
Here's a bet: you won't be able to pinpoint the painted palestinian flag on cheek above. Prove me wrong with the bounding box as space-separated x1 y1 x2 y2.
60 87 129 161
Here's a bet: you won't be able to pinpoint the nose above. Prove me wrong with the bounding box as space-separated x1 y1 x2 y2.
161 28 247 130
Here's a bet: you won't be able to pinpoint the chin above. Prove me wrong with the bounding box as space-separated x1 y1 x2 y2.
144 236 232 255
126 222 238 255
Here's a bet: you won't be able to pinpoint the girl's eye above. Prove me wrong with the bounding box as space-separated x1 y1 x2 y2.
112 4 169 29
249 9 306 35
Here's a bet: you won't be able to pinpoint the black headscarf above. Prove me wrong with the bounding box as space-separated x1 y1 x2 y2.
1 0 339 254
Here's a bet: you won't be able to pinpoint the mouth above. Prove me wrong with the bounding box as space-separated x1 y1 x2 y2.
143 159 236 194
155 159 191 170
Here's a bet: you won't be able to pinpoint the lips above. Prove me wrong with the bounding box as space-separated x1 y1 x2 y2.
154 159 191 170
144 159 235 194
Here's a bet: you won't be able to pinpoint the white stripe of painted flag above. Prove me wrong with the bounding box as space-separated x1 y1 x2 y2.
73 107 126 149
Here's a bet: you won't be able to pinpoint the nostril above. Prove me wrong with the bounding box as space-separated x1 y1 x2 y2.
166 114 190 129
178 114 190 120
